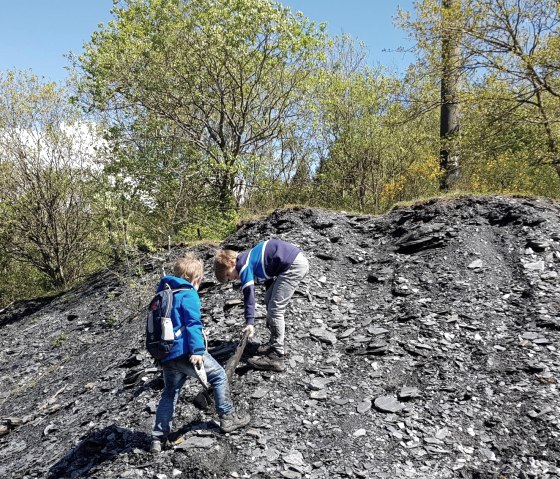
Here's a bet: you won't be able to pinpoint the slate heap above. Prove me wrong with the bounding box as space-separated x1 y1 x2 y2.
0 196 559 479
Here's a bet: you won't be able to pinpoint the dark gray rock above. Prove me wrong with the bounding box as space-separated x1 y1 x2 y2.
1 196 560 479
309 328 337 345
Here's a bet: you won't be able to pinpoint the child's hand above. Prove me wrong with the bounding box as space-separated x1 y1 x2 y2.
190 354 204 367
243 324 255 338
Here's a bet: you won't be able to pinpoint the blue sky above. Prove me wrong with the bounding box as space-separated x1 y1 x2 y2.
0 1 415 83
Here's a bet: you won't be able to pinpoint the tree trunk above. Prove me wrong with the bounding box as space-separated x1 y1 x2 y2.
439 0 461 191
534 87 560 175
217 166 236 212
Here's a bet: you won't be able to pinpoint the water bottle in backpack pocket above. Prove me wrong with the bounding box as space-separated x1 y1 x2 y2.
161 316 174 341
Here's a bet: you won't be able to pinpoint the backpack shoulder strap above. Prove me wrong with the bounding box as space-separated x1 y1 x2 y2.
161 287 191 320
168 287 193 339
169 287 191 311
163 288 174 319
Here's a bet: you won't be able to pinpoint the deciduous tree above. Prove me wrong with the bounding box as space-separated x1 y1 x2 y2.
76 0 325 208
0 71 105 289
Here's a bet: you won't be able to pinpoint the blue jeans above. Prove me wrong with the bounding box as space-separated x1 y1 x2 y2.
152 352 233 440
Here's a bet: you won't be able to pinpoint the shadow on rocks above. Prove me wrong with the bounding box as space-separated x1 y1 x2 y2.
207 339 239 362
47 425 150 479
132 375 164 399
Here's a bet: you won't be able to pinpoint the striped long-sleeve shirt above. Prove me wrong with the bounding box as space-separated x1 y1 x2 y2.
235 239 301 324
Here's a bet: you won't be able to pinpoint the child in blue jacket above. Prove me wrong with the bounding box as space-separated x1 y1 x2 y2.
214 239 309 372
151 254 250 452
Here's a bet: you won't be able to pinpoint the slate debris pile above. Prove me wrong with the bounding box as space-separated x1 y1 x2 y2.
0 195 559 479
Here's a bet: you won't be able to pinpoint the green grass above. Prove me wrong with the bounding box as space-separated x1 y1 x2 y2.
390 190 558 211
51 332 67 348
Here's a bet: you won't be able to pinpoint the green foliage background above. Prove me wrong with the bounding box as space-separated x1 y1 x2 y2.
1 0 559 306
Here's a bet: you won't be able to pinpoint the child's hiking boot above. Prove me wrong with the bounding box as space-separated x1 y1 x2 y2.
245 340 262 355
254 343 275 356
245 341 275 356
220 410 251 433
247 351 286 372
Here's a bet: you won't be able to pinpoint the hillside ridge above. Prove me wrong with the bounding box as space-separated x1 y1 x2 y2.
1 195 559 479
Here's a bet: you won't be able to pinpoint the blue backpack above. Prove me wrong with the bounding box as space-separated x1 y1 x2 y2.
146 286 187 360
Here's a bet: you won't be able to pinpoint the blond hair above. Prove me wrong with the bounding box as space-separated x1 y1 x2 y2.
214 249 238 282
173 253 204 284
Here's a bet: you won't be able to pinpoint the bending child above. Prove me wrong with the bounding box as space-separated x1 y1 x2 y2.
151 254 250 453
214 239 309 372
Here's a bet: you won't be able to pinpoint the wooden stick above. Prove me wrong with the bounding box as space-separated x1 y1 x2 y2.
225 330 250 383
192 330 250 411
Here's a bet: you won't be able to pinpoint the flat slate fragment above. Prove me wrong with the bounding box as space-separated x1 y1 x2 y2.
374 395 404 413
524 261 545 271
368 327 389 336
468 259 483 269
251 388 268 399
174 437 215 450
398 386 420 400
309 389 328 400
308 378 330 390
356 399 372 414
283 451 305 466
309 327 337 345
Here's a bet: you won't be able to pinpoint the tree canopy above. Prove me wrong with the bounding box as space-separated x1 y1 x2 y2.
77 0 326 208
2 0 560 305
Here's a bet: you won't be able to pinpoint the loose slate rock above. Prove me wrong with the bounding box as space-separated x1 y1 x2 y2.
265 448 280 461
480 447 497 461
338 327 355 339
251 388 268 399
541 270 558 280
309 328 337 345
398 386 420 400
468 259 483 269
308 378 330 391
283 450 305 467
175 437 215 450
280 472 301 479
524 261 545 271
527 239 550 251
374 396 404 413
309 389 328 400
368 327 389 336
357 400 372 414
316 252 336 261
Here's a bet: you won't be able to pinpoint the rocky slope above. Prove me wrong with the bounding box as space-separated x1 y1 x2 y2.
1 196 559 479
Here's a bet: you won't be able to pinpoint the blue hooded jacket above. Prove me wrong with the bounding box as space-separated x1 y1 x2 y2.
156 275 206 362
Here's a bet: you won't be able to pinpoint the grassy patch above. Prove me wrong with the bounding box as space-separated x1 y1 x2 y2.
51 332 67 348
